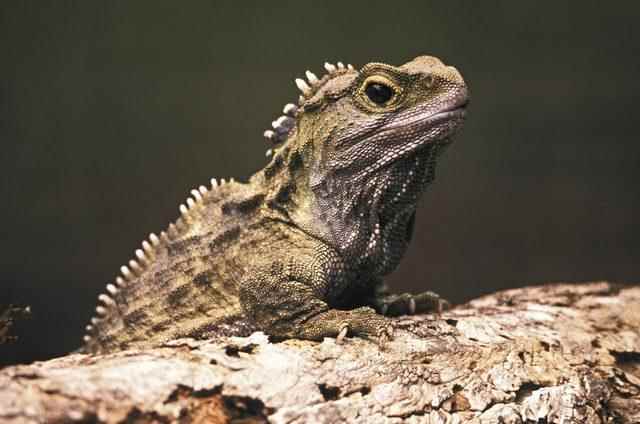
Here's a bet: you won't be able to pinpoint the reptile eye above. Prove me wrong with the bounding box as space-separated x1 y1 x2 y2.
365 82 394 105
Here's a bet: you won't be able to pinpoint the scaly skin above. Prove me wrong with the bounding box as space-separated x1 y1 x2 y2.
83 56 468 354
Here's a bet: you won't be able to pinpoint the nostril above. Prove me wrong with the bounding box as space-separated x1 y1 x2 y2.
424 74 435 88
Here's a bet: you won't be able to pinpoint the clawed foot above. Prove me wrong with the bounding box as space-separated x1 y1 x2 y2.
335 307 394 346
376 291 450 317
315 307 393 347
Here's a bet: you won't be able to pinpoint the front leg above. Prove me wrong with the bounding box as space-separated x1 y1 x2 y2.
367 281 451 317
239 270 392 344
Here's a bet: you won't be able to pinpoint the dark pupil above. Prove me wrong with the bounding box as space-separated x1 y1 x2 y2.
365 82 393 105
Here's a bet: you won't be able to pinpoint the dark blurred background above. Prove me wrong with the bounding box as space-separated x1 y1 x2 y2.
1 2 638 366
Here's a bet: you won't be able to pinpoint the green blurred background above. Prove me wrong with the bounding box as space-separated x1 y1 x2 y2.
1 1 638 366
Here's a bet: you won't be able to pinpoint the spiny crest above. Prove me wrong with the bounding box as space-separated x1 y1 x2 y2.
263 61 355 155
292 61 354 104
82 177 235 346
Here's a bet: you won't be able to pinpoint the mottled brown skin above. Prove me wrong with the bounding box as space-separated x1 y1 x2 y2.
83 56 469 354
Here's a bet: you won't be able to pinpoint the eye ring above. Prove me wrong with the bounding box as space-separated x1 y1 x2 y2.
358 75 401 108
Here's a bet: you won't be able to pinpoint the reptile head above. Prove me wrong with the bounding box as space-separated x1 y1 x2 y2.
301 55 467 177
263 56 468 274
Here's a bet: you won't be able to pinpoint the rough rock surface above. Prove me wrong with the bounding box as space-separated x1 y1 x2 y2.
1 282 639 423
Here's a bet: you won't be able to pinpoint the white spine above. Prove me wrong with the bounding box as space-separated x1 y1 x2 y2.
142 240 153 255
264 129 275 141
98 294 114 306
149 233 160 246
283 103 297 116
120 265 133 281
305 70 319 83
295 78 311 95
135 249 146 262
128 259 142 274
191 189 203 202
115 276 126 287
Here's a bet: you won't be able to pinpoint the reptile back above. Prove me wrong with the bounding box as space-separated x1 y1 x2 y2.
84 179 266 353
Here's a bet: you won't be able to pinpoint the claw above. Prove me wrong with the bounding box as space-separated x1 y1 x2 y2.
438 298 451 313
377 324 394 348
336 325 349 344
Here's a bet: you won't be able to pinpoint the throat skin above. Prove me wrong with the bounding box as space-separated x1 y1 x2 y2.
269 121 448 279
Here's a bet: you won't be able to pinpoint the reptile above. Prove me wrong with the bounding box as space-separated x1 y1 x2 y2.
82 55 469 354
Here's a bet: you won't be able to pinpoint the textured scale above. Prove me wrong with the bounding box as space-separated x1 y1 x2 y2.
83 56 469 354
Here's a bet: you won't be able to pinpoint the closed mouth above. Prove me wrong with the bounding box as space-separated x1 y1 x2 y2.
428 106 466 123
382 99 468 132
431 98 469 120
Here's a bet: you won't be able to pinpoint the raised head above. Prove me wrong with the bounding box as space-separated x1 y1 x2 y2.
260 56 469 275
